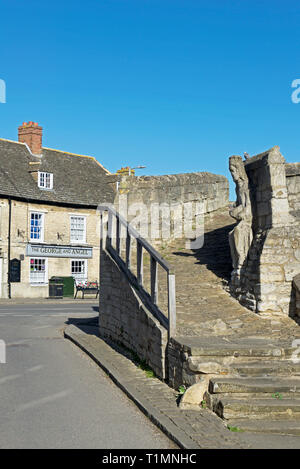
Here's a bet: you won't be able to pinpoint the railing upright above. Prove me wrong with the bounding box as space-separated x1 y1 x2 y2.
168 273 176 339
137 240 143 286
150 256 158 305
116 216 121 255
107 210 113 249
126 227 131 269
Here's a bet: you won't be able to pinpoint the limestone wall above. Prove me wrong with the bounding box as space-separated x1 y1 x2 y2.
244 146 291 230
99 248 168 379
229 147 300 316
113 172 229 241
286 163 300 216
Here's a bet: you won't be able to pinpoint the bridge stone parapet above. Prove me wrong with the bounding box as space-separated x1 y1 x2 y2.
99 247 168 379
229 146 300 316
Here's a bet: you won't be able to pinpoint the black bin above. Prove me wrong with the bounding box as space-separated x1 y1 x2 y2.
49 277 64 298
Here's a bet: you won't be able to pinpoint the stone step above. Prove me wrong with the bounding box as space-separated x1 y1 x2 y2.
227 418 300 436
176 338 298 359
230 361 300 377
215 397 300 420
209 377 300 394
206 392 300 412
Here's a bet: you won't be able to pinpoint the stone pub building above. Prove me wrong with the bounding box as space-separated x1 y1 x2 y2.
0 122 114 298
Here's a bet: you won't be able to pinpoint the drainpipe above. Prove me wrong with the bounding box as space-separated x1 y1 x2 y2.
7 198 11 299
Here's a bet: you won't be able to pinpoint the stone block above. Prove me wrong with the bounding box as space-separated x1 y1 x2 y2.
257 202 270 217
254 283 276 295
188 358 229 374
257 300 278 313
284 263 300 282
271 198 290 215
274 188 288 199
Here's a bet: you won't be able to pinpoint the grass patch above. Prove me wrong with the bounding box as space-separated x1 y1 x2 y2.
178 385 186 395
138 361 155 378
272 392 283 399
227 425 244 433
130 350 156 378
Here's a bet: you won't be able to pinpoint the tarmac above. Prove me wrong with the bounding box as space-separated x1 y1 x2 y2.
0 297 96 305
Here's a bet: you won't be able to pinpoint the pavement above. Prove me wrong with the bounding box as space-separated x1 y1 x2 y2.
0 302 176 449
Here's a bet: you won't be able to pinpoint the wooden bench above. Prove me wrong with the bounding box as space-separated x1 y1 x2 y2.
74 281 99 299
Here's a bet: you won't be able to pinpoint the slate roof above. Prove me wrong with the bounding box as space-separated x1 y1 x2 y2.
0 139 115 207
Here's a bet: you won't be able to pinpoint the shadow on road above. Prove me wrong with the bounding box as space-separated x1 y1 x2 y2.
65 316 99 336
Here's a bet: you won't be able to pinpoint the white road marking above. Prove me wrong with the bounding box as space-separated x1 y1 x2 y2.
26 365 44 372
32 325 52 330
17 389 73 411
6 340 31 346
13 315 33 317
0 373 22 384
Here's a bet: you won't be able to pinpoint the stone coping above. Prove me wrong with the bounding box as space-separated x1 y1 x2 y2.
286 163 300 177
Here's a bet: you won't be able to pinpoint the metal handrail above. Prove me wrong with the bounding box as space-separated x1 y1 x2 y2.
99 205 176 339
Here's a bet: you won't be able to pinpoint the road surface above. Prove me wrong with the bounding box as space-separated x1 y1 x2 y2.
0 302 176 449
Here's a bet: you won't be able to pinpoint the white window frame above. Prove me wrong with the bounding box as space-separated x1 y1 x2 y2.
70 215 86 244
30 211 45 242
71 259 88 284
29 258 48 285
38 171 53 190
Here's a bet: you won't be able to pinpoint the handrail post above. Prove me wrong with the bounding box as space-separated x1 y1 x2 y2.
126 227 131 269
116 216 120 255
106 210 113 249
137 240 143 286
168 273 176 339
151 256 158 305
100 212 103 251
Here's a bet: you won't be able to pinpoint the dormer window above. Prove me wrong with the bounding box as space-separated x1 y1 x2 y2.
38 171 53 190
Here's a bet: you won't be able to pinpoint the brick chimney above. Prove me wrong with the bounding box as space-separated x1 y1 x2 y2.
18 122 43 155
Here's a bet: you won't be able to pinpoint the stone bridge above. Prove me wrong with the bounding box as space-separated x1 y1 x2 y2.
98 152 300 437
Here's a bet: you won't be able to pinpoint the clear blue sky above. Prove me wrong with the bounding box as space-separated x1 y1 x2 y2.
1 0 300 198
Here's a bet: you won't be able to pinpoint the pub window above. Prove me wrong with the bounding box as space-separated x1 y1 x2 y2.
30 212 44 242
38 172 53 190
71 259 87 283
30 258 47 284
70 216 86 243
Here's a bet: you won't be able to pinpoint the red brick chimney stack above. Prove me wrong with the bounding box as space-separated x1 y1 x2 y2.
18 122 43 155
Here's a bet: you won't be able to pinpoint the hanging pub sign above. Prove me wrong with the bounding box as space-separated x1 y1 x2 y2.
10 258 21 283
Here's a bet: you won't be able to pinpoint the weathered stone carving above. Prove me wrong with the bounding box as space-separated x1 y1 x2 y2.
228 155 253 283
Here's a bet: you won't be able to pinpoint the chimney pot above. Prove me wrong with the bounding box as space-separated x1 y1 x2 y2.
18 121 43 155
